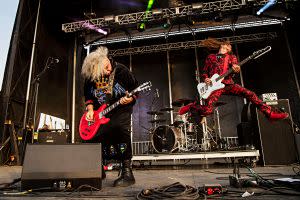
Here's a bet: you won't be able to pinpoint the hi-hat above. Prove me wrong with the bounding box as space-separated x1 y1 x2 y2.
160 107 174 112
172 98 194 107
147 111 163 115
149 119 166 123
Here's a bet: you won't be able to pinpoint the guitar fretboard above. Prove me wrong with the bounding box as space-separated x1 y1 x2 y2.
215 56 252 82
100 91 135 116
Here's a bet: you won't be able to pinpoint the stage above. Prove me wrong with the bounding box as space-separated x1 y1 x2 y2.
1 165 300 199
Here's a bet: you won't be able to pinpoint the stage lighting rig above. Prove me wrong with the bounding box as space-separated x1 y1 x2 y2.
257 0 277 15
104 15 115 22
137 22 146 32
192 2 203 9
152 8 163 15
163 18 171 29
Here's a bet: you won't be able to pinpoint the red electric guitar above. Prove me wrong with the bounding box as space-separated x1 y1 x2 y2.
79 81 152 140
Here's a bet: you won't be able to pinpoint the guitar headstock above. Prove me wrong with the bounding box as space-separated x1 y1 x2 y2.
132 81 152 95
251 46 272 60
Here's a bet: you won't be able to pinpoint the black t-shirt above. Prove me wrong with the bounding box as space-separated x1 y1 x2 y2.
84 62 138 116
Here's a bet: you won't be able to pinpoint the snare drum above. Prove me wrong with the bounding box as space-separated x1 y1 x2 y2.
151 125 184 153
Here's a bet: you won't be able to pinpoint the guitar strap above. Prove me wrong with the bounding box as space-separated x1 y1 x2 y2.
106 67 116 102
224 54 230 71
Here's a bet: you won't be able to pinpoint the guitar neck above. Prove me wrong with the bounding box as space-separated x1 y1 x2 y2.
102 100 121 116
101 91 135 116
215 56 252 82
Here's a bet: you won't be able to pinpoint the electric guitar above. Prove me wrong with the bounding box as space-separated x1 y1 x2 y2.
79 81 152 140
197 46 271 99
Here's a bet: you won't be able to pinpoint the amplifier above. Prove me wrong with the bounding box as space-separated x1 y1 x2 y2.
37 130 70 144
21 144 102 191
251 99 298 165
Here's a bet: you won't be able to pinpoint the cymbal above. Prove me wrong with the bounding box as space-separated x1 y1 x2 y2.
160 107 174 112
214 101 227 107
146 111 163 115
149 119 166 123
172 98 194 107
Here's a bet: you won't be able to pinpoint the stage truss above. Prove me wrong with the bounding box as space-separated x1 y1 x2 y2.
62 0 269 33
107 32 277 57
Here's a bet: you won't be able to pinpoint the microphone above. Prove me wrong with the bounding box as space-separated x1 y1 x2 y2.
155 88 159 98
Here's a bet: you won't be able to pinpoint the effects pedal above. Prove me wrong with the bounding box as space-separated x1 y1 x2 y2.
199 184 224 195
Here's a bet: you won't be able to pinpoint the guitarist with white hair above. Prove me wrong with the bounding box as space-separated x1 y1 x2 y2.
179 39 289 121
81 46 138 187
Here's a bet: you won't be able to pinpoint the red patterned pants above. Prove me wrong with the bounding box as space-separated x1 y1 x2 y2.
191 84 271 116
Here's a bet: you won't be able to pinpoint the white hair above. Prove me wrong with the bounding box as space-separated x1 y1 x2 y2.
81 46 109 81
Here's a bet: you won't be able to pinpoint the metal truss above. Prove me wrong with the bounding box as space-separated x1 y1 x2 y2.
62 0 269 33
109 32 277 57
89 18 283 46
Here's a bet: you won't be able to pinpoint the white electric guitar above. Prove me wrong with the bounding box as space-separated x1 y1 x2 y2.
197 46 272 99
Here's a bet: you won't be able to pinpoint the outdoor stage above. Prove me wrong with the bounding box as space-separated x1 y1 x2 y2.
1 164 300 199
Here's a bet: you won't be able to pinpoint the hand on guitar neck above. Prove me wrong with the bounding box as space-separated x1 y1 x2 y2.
120 91 135 105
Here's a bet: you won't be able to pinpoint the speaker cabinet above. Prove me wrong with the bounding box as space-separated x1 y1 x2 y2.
21 144 102 190
251 99 298 165
37 130 71 144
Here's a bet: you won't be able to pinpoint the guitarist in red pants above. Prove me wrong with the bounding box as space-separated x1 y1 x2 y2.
81 46 138 187
179 39 289 121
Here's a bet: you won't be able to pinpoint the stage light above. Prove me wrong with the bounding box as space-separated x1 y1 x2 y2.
256 0 277 15
137 22 146 32
163 18 171 29
214 11 223 22
152 8 163 15
192 3 203 9
104 15 115 21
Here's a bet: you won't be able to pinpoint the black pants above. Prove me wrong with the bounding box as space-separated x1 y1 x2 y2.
88 111 132 161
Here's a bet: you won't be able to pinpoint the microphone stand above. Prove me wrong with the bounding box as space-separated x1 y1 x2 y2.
30 58 54 141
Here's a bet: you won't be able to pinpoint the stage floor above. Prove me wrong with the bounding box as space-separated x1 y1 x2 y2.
1 164 300 199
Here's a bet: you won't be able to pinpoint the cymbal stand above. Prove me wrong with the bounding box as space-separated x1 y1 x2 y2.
201 118 211 151
214 107 222 141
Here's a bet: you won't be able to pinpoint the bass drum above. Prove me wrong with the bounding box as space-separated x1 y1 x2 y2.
151 125 184 153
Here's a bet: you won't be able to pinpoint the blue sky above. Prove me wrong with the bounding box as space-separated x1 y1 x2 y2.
0 0 19 90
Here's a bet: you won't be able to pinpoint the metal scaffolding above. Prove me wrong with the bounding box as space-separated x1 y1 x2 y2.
108 32 277 57
88 18 283 46
62 0 269 33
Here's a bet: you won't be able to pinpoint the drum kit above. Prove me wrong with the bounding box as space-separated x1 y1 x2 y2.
147 98 227 153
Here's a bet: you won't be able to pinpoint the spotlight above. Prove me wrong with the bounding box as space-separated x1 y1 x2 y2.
214 11 223 22
152 8 163 15
187 16 195 26
256 0 277 15
163 18 171 29
137 22 146 32
192 3 203 9
104 15 115 21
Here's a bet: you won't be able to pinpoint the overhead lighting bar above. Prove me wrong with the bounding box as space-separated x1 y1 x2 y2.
62 0 270 33
86 19 283 46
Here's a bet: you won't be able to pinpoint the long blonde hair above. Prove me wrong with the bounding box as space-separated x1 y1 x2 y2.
200 38 232 51
81 46 108 81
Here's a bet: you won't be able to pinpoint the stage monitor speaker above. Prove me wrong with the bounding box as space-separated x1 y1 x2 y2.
251 99 298 166
21 144 102 191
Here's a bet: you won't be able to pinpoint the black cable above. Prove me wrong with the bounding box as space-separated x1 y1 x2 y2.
136 182 200 200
